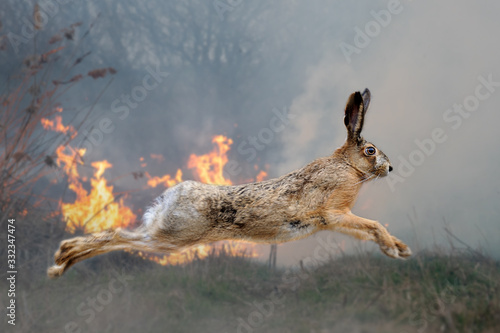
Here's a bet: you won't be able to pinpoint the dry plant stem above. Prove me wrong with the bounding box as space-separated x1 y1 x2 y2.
1 20 114 207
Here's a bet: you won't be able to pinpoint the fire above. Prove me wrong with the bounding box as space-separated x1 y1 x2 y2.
256 170 268 182
46 112 262 265
187 135 233 185
54 145 85 180
150 153 165 162
136 241 256 265
146 135 235 188
44 109 136 234
57 151 136 233
41 115 76 138
143 134 265 265
146 169 183 188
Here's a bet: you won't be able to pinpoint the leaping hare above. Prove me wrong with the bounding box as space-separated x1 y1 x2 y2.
48 88 411 278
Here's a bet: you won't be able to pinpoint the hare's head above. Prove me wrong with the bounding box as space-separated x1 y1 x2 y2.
341 89 392 178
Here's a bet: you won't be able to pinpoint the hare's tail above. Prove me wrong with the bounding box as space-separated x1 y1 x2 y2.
47 227 166 279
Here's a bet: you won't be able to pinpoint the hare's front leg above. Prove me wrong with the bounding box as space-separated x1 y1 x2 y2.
389 235 412 258
328 212 411 258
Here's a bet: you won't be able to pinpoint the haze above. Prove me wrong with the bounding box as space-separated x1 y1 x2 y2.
2 0 499 265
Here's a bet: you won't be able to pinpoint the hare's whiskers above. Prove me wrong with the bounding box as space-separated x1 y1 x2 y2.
354 174 375 185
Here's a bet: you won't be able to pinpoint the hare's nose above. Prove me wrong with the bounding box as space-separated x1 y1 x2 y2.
389 165 393 172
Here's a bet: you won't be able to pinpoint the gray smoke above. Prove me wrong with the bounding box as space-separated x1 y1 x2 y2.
2 0 499 265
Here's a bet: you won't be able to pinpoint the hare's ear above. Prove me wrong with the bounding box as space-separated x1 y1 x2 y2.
344 88 370 140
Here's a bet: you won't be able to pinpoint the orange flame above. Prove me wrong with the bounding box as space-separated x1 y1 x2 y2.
136 241 257 265
146 169 183 188
41 115 76 138
56 146 136 233
256 170 268 182
55 145 85 180
150 153 165 162
50 122 263 264
187 135 232 185
143 135 266 265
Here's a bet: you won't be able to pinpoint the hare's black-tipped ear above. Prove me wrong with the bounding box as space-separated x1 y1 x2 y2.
344 88 370 140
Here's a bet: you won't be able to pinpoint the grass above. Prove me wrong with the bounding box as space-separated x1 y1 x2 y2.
1 206 499 333
1 229 499 333
1 204 499 333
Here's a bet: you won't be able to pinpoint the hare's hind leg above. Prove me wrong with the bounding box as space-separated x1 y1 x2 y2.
47 228 152 279
330 213 411 258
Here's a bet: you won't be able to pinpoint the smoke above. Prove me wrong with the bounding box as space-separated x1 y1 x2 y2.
2 0 499 265
274 0 500 262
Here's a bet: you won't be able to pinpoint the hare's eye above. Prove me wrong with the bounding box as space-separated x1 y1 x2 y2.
365 147 376 156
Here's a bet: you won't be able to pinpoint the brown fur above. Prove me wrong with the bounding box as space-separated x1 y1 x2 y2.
48 88 411 279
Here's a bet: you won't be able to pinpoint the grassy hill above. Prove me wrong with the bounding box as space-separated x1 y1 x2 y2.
1 210 499 332
2 249 499 332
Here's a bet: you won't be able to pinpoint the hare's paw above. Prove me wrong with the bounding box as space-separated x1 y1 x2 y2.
379 243 400 259
392 237 412 258
47 263 67 279
48 238 85 279
54 237 86 265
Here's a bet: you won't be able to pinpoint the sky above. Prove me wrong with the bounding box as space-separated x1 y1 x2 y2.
2 0 499 265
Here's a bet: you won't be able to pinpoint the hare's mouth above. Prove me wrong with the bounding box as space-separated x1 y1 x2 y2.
380 170 390 177
373 167 390 178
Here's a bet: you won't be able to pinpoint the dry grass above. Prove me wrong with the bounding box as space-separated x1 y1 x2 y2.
1 207 499 333
0 15 114 215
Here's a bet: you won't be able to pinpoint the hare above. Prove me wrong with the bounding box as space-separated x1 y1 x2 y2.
48 88 411 278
